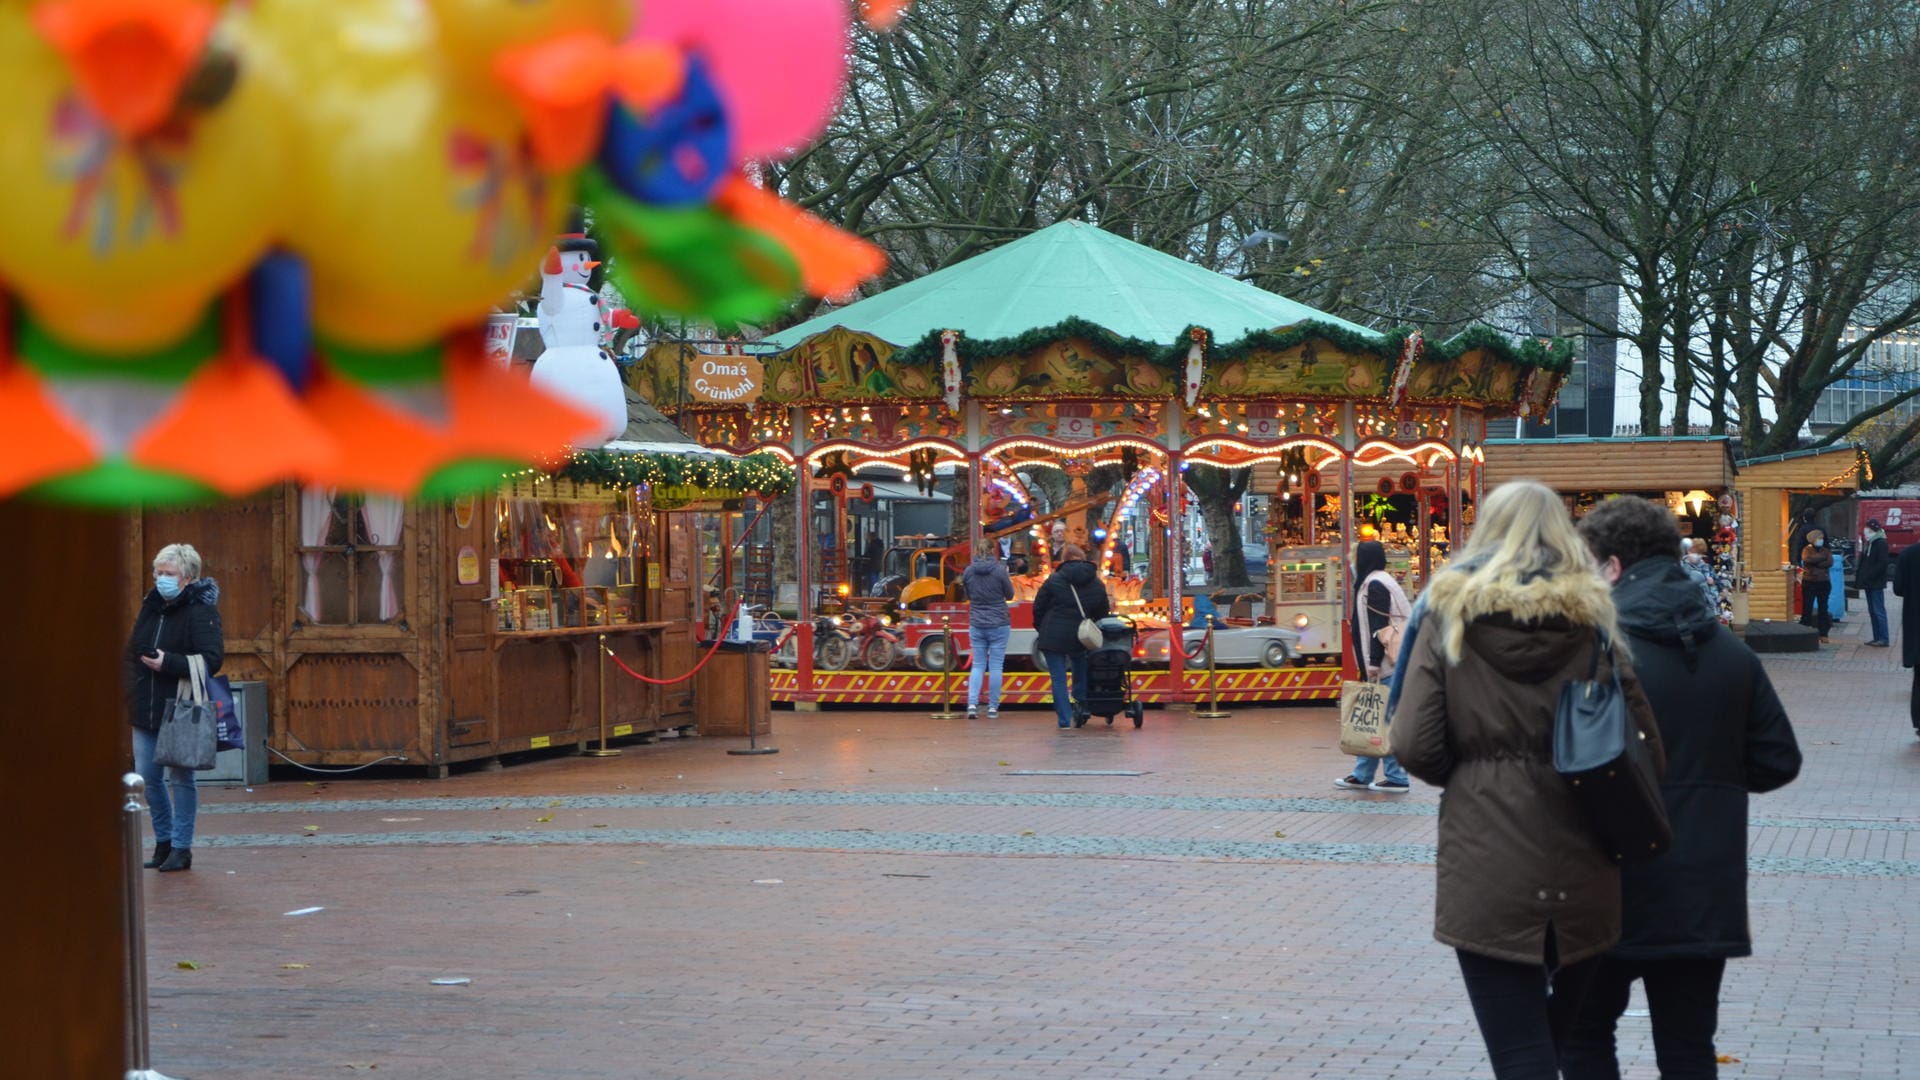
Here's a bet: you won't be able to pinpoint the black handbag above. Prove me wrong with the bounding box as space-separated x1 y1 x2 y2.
1553 633 1671 864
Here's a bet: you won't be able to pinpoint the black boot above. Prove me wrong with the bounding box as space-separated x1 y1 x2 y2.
143 842 173 870
157 848 192 872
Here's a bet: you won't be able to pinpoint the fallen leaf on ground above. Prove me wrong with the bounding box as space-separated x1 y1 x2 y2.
1274 831 1287 838
302 825 320 832
547 799 563 808
280 963 309 970
592 824 609 829
1021 830 1036 836
1716 1055 1741 1064
175 961 200 970
533 814 553 823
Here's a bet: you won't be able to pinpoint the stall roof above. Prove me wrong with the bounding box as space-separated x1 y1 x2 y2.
764 219 1383 349
615 390 702 446
1483 436 1736 493
1734 443 1863 490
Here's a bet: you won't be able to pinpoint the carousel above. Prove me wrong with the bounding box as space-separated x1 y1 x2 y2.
633 221 1570 706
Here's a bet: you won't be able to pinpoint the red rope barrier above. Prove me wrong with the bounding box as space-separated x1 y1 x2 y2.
602 602 742 685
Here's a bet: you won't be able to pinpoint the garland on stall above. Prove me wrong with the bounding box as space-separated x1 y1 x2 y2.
548 448 794 495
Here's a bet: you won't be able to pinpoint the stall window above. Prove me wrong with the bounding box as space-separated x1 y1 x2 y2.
296 487 407 626
494 489 641 629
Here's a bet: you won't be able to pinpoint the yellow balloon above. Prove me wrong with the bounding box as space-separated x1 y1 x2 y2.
0 4 290 353
256 0 629 351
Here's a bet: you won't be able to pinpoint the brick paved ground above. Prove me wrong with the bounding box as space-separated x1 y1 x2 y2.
139 595 1920 1079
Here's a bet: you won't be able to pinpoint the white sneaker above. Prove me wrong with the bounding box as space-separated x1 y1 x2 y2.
986 707 998 719
966 706 979 719
1369 779 1410 794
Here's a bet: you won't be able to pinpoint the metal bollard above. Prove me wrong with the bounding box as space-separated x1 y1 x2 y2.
123 773 179 1080
584 633 621 757
1192 625 1231 718
929 614 967 719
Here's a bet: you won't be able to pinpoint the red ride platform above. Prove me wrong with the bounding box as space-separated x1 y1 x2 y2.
769 664 1343 706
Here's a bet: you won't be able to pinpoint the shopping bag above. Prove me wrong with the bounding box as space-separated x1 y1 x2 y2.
154 654 219 770
209 673 243 752
1339 679 1391 758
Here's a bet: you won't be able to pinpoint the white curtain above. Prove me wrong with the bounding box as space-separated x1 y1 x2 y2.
361 496 406 622
299 486 335 621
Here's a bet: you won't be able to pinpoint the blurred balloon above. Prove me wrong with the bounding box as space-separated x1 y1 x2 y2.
630 0 848 161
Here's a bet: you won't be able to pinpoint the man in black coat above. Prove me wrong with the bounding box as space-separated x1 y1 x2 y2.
1567 497 1802 1080
1857 518 1891 647
1892 539 1920 734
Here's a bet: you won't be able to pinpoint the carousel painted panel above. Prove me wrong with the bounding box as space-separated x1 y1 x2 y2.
687 405 792 452
773 326 942 401
806 402 965 445
1201 341 1390 399
968 337 1172 399
1185 401 1343 443
981 400 1164 443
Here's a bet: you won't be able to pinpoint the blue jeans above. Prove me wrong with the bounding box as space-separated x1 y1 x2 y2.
1040 649 1088 727
1866 587 1889 642
1350 752 1408 785
131 725 198 850
965 623 1010 710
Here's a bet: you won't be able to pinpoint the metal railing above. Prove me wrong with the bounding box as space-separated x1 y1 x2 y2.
122 773 178 1080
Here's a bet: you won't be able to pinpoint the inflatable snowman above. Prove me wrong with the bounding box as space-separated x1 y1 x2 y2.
529 236 630 445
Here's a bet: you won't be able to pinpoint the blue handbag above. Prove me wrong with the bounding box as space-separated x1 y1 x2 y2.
209 672 243 752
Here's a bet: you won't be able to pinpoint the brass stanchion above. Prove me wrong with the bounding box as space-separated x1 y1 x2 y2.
1192 625 1231 718
930 614 967 719
124 774 180 1080
584 632 622 757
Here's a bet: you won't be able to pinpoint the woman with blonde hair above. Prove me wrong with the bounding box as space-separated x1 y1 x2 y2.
123 542 224 872
1391 481 1664 1078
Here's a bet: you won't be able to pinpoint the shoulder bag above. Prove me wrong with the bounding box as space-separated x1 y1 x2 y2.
154 654 219 771
1070 582 1103 650
1553 633 1671 863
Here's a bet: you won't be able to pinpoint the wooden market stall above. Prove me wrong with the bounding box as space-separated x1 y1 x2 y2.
637 221 1570 705
1735 444 1866 623
125 396 791 775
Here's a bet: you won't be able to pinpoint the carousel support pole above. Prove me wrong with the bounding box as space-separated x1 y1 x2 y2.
793 407 816 707
1166 447 1186 700
584 633 621 757
929 614 967 719
1191 625 1231 719
4 501 129 1077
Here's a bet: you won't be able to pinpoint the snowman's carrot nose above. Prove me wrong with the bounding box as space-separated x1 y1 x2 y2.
33 0 218 138
578 260 602 272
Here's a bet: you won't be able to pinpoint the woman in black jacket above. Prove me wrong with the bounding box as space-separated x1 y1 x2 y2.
1569 497 1801 1079
1030 544 1109 729
123 543 225 872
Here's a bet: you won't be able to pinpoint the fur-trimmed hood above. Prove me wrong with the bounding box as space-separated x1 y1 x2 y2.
1422 563 1620 677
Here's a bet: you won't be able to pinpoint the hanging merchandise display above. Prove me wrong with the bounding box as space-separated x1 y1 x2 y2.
0 0 901 505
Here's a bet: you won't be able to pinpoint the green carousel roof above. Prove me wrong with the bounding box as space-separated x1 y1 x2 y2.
765 220 1384 351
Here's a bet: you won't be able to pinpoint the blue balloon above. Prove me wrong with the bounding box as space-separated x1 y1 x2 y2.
247 250 313 391
597 57 732 207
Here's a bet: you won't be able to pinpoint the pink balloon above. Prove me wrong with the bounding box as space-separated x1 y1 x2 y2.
632 0 850 161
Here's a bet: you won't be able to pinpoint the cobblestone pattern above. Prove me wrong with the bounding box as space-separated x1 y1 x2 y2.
138 595 1920 1078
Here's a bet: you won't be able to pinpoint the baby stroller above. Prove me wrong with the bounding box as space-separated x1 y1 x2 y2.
1076 615 1145 728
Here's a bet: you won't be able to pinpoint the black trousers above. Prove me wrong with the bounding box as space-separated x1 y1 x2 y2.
1457 942 1600 1079
1910 666 1920 732
1561 955 1728 1079
1801 580 1831 635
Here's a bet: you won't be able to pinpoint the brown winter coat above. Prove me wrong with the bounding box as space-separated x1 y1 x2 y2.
1391 567 1665 966
1799 543 1833 576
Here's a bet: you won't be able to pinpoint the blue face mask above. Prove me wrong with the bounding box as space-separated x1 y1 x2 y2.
154 574 182 600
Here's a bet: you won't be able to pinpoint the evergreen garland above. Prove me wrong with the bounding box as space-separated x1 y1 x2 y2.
805 317 1571 387
551 449 794 495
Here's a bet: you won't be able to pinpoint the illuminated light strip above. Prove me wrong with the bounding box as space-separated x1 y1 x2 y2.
1183 435 1346 459
983 435 1167 458
804 438 968 465
1352 438 1459 465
